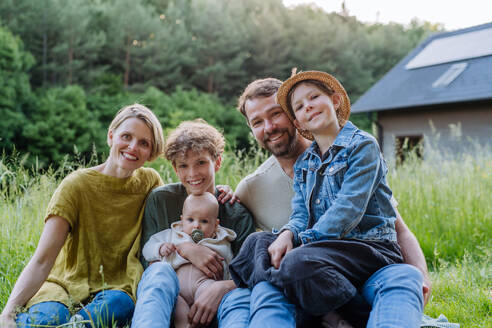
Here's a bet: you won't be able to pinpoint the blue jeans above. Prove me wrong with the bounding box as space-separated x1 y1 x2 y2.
363 263 424 328
131 262 179 328
218 281 296 328
220 264 423 327
230 231 401 323
16 289 134 327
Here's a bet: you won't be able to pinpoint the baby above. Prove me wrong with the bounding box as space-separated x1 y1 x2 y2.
142 192 236 328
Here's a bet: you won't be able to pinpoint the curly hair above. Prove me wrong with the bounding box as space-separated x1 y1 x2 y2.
164 119 225 164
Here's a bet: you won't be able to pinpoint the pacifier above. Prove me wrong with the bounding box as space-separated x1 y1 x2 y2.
191 229 204 243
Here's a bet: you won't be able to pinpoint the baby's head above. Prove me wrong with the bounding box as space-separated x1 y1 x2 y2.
181 192 219 239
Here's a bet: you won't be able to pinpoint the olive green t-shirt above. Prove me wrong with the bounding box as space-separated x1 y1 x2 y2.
27 167 162 307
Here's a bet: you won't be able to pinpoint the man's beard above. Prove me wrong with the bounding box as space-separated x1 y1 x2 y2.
263 128 297 158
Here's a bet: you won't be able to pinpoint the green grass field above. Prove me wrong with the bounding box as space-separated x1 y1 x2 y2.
1 147 491 327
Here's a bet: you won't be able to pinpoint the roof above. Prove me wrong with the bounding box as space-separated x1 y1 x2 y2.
352 22 492 114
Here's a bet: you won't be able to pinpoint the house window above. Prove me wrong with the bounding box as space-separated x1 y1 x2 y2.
395 135 423 164
432 62 468 88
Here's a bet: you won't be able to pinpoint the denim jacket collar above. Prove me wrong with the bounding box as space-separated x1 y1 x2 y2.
302 121 358 161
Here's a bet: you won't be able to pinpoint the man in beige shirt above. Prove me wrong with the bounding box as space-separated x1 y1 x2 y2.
233 77 430 327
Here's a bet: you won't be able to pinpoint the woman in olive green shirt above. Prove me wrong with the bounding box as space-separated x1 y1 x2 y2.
1 104 165 328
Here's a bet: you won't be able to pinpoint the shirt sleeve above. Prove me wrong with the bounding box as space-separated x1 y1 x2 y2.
140 185 186 268
45 172 80 230
142 229 170 262
231 206 255 256
235 178 251 211
217 196 255 256
138 168 163 249
141 191 162 246
140 189 169 268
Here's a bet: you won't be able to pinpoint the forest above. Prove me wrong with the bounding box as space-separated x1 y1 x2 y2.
0 0 441 165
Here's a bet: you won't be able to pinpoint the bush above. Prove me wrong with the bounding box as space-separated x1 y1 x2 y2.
8 84 253 168
0 25 35 153
22 86 103 166
139 86 251 149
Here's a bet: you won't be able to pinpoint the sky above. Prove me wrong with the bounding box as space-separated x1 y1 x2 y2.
283 0 492 30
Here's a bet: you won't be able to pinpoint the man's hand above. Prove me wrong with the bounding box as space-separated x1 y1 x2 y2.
423 276 432 305
216 185 239 204
188 280 235 327
159 242 176 257
0 312 17 328
268 230 294 269
394 215 432 306
176 242 224 279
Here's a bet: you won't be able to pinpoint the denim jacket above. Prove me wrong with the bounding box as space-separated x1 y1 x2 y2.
282 121 397 246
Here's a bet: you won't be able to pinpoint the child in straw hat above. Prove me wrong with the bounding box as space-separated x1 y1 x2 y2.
230 70 409 328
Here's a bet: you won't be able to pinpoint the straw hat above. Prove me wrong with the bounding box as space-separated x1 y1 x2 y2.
276 70 351 140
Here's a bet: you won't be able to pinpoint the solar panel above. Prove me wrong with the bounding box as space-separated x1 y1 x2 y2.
406 27 492 69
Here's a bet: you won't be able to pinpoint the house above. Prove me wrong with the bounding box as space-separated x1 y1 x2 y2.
352 22 492 163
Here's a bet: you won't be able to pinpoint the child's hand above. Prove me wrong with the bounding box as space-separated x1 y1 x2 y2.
159 242 176 257
216 185 240 204
268 230 294 269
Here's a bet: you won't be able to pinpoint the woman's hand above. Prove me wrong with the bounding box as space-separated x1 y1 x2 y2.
268 230 294 269
216 185 239 204
188 280 236 327
158 242 176 257
175 242 224 279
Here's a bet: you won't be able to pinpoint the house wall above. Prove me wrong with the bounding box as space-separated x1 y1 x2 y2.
378 104 491 162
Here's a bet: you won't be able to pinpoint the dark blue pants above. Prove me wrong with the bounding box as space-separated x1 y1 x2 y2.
230 232 402 317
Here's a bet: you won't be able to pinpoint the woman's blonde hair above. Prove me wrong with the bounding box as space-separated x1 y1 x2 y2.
109 103 164 161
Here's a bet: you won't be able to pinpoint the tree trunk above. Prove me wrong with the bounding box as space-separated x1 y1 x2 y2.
124 35 131 88
207 56 214 93
42 9 48 85
68 34 74 85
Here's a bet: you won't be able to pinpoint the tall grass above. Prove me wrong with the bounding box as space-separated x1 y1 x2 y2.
1 145 491 326
425 252 491 327
388 147 492 265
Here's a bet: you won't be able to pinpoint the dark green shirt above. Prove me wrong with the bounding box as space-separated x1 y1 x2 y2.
140 183 255 268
